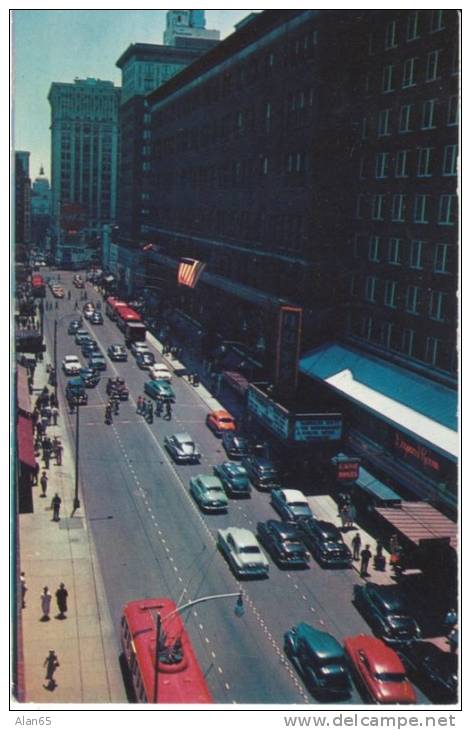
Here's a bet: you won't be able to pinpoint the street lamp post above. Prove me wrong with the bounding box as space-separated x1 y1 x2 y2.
152 591 244 704
72 399 81 516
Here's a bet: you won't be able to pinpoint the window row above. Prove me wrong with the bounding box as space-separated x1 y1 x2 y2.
377 46 458 95
362 144 458 180
356 192 457 225
371 10 450 55
364 96 458 140
356 235 453 273
361 278 451 321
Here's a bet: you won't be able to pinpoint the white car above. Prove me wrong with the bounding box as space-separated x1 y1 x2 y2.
131 341 150 357
217 527 269 578
62 355 81 375
149 363 172 381
270 488 314 522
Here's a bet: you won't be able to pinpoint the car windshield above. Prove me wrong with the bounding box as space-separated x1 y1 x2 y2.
375 672 406 683
219 417 233 424
207 486 223 493
290 501 309 509
232 477 248 486
240 545 261 554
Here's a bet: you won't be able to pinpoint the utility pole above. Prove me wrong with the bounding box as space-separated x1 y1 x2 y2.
53 319 58 401
72 401 81 516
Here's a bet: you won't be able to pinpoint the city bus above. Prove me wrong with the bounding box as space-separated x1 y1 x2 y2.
105 297 127 321
120 597 213 704
31 274 46 298
116 306 142 333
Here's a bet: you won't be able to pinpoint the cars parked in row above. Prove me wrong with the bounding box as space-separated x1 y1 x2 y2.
149 363 172 381
78 367 100 388
397 641 458 704
88 353 107 371
217 527 269 579
206 409 236 437
222 433 250 460
189 475 228 512
68 319 81 335
213 462 251 497
136 351 155 369
298 518 353 568
62 355 81 375
131 341 150 357
164 433 201 463
75 330 89 345
108 344 128 361
270 489 314 523
257 520 310 569
242 455 281 491
353 583 422 645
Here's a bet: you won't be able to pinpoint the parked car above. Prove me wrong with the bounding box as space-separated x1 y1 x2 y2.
67 320 81 335
131 341 150 357
78 367 100 388
83 305 95 320
217 527 269 578
62 355 81 375
136 351 155 369
270 489 314 523
189 475 229 512
65 377 88 405
353 584 421 645
222 433 250 460
298 518 353 568
397 641 458 704
90 311 103 325
344 634 416 704
148 363 172 381
206 409 236 437
144 379 175 401
284 623 351 698
106 377 129 400
242 455 281 491
74 330 89 345
256 520 310 568
213 461 251 497
87 353 107 371
108 344 128 362
81 340 99 357
164 433 201 463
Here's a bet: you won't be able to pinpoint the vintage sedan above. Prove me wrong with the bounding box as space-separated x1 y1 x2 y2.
398 641 458 704
298 518 353 568
241 455 281 491
284 623 351 698
344 634 416 704
149 363 172 381
222 433 250 460
131 341 151 357
136 351 155 369
189 475 228 512
106 377 129 400
256 520 310 568
88 353 107 371
74 330 89 345
62 355 81 376
217 527 269 579
78 367 100 388
164 433 201 463
144 379 175 402
270 489 314 522
213 462 251 497
353 584 421 645
206 409 236 437
108 344 128 362
67 320 81 335
90 311 103 325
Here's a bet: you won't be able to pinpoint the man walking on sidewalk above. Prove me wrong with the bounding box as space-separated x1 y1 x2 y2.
55 442 63 466
51 493 62 521
360 544 372 577
40 471 48 498
40 587 52 620
351 533 361 561
55 583 69 618
51 406 59 426
43 650 60 690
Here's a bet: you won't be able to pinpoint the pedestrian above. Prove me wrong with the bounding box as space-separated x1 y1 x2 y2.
40 586 52 620
55 583 68 618
40 471 48 498
55 301 59 309
347 502 356 528
389 533 399 556
360 544 372 577
136 396 143 415
351 532 361 561
55 443 63 466
51 406 59 426
50 392 58 409
44 448 51 470
43 650 59 689
45 405 52 425
51 493 62 521
32 461 40 486
147 404 154 424
20 572 27 608
67 290 71 300
155 397 163 417
164 400 172 420
340 504 349 531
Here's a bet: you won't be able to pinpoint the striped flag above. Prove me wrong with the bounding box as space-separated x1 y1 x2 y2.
177 258 206 289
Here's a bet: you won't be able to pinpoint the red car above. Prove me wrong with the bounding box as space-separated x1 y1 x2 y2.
344 635 416 704
206 409 236 437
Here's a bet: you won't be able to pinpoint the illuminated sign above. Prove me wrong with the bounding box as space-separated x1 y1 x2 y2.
336 459 360 481
247 388 290 440
293 415 342 442
393 432 440 472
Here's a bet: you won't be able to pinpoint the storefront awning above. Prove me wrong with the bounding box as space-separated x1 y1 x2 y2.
300 344 458 460
356 466 402 505
17 365 32 416
375 502 457 551
17 416 36 470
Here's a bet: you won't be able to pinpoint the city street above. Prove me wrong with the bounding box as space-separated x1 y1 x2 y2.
42 271 430 705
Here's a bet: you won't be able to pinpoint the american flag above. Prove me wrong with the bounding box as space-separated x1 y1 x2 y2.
177 258 206 289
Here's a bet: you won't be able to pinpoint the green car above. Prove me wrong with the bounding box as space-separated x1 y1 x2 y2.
144 379 175 401
189 475 228 512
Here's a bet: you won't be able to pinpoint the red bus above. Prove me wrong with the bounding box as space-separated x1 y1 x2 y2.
121 597 213 704
31 274 46 298
116 306 142 332
105 297 127 321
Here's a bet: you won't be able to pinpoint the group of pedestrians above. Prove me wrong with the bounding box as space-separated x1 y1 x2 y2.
136 395 172 423
40 583 69 621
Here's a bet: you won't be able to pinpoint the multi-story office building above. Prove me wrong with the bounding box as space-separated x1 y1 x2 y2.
164 9 220 48
15 151 31 246
48 78 121 241
30 166 51 248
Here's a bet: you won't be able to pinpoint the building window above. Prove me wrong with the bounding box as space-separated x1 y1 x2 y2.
353 233 362 258
385 20 398 50
392 194 406 222
375 152 389 179
384 280 397 308
407 11 420 41
380 321 394 348
382 65 394 93
448 96 458 126
361 316 373 340
413 194 430 223
417 147 433 177
369 236 381 262
434 243 450 273
406 285 421 314
409 240 423 269
429 291 446 321
378 109 392 137
438 194 456 225
443 145 458 176
422 99 437 129
359 157 366 179
261 156 269 175
388 237 402 265
399 104 412 133
426 50 441 82
402 328 415 356
372 194 385 220
395 150 409 177
365 276 378 302
425 336 439 366
403 58 418 87
356 194 365 219
430 9 445 33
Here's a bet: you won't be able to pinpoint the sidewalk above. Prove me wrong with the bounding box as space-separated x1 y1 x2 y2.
18 356 126 703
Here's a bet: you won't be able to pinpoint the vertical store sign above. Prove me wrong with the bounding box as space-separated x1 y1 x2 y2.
275 306 303 391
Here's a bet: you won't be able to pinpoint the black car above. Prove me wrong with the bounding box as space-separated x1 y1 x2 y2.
90 311 103 324
353 583 422 645
78 367 100 387
241 455 281 491
108 344 128 362
106 377 129 400
136 351 155 369
222 433 250 460
67 320 81 335
398 641 458 703
298 518 353 568
81 340 99 357
257 520 310 568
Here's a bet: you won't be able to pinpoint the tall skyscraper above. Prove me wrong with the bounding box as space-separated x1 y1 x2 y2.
48 78 121 240
31 166 51 247
163 9 220 47
15 151 31 246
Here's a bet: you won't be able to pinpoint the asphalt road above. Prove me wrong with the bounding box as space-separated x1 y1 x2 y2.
41 270 430 705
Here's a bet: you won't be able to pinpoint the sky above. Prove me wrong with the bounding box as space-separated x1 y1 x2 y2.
11 8 258 181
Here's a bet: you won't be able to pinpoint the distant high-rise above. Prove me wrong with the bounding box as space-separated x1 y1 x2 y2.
48 78 121 239
31 166 51 247
163 9 220 48
15 151 31 246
